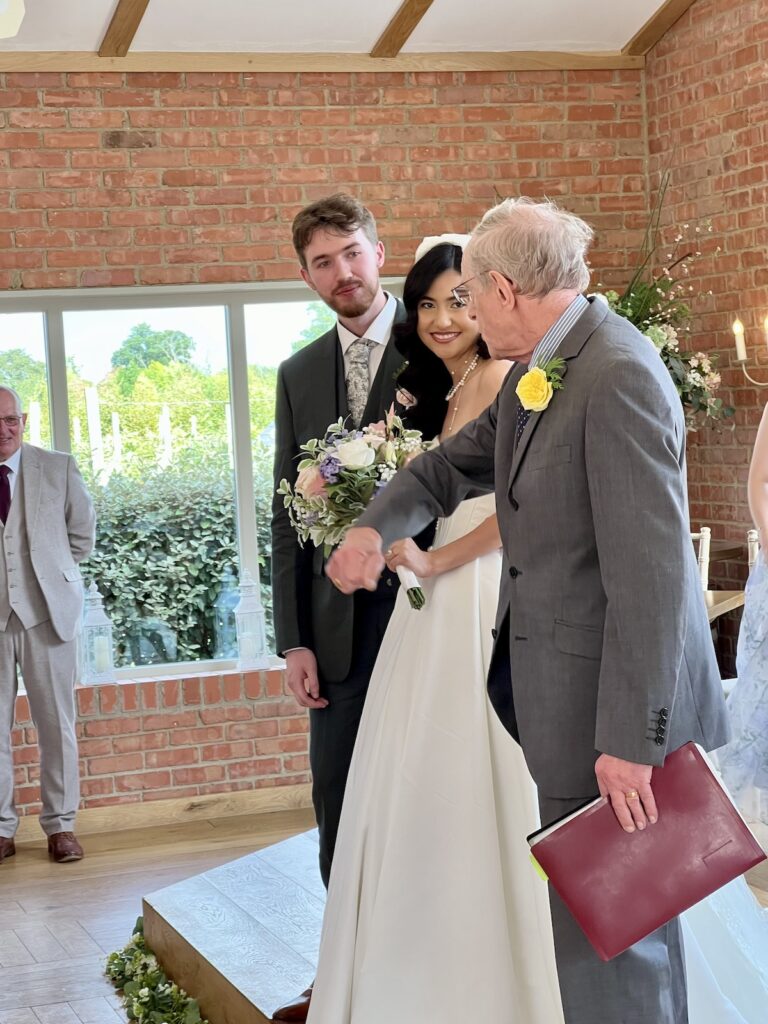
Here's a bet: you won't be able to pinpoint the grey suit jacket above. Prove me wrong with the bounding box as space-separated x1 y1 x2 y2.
6 444 95 643
271 307 406 682
355 299 730 796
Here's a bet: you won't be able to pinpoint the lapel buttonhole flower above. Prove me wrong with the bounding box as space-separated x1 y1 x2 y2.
516 357 566 412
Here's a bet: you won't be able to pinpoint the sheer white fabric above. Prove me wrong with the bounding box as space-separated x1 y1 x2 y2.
717 558 768 824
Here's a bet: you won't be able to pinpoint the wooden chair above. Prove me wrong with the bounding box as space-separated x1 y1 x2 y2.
691 526 711 591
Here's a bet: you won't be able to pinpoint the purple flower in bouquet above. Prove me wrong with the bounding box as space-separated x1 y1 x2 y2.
319 454 342 484
324 425 349 444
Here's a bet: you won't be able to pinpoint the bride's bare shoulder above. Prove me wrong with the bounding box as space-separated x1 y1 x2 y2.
478 358 514 403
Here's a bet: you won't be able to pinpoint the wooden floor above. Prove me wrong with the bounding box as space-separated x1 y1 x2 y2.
1 809 766 1024
0 807 316 1024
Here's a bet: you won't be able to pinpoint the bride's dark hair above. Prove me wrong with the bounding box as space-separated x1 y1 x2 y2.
393 242 489 437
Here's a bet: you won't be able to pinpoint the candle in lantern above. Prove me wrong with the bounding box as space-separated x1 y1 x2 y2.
93 636 111 673
733 318 747 363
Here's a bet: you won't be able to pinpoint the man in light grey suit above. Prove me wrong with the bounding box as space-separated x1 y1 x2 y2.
0 386 95 864
327 199 730 1023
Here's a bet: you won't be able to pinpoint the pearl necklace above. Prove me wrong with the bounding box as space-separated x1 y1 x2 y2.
444 353 480 434
445 353 480 401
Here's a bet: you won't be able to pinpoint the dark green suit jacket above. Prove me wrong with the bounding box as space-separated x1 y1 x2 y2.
271 303 406 682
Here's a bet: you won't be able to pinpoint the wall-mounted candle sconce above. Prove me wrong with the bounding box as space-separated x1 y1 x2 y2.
733 317 768 386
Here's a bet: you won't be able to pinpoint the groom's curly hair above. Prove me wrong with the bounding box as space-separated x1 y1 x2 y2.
394 243 489 438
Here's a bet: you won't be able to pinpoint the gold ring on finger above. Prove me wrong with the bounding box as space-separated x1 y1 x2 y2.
625 789 639 800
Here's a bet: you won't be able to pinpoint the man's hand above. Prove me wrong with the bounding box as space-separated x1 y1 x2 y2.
284 649 328 710
595 753 658 833
326 527 385 594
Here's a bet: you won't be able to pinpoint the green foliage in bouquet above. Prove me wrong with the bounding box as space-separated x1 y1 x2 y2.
277 413 431 555
106 917 209 1024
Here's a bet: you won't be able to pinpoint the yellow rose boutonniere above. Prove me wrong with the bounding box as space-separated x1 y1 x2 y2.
516 357 566 412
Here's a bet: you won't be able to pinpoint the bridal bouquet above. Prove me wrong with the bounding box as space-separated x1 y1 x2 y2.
277 411 433 609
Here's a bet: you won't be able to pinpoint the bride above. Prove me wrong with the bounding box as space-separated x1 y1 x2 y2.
307 235 563 1023
305 236 768 1024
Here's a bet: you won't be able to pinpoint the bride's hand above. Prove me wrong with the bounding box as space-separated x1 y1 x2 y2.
384 538 435 579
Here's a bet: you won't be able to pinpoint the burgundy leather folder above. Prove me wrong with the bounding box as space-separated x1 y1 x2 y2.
528 742 766 961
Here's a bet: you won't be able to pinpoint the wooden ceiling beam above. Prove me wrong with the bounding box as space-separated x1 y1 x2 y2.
0 49 645 72
99 0 151 58
371 0 435 59
622 0 696 56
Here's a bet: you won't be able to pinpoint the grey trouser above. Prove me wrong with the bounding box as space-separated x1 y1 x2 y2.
0 613 80 837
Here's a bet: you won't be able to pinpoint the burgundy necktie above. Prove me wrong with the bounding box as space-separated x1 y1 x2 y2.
0 465 10 525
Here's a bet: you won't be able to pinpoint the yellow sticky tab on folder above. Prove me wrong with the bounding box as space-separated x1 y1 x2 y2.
530 852 548 882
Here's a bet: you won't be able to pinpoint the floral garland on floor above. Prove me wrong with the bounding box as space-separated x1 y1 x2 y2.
594 171 734 430
106 917 208 1024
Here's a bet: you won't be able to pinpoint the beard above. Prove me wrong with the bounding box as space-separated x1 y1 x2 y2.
326 279 378 319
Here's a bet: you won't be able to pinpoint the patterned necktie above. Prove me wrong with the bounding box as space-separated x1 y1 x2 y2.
0 465 10 525
346 338 376 428
515 405 531 444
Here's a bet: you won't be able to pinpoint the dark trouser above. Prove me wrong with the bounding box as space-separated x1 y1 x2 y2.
309 591 395 888
539 793 688 1024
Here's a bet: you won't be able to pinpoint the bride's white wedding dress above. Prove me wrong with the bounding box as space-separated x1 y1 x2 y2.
307 494 768 1024
307 494 563 1023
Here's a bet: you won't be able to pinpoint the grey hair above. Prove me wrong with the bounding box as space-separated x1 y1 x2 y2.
465 197 594 298
0 386 23 413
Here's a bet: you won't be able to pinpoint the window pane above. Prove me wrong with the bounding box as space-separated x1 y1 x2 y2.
0 312 52 448
245 300 334 652
63 306 238 668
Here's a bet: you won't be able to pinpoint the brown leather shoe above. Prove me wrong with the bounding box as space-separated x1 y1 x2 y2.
271 984 313 1022
47 832 84 863
0 837 15 863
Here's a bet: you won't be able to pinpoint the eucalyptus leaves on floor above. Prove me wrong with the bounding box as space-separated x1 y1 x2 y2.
106 917 209 1024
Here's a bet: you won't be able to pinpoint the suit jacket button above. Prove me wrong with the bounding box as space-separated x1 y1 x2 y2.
491 628 497 639
655 736 665 745
508 566 519 578
386 578 393 587
659 707 669 719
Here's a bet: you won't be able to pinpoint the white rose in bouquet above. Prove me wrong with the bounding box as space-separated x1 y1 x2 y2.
336 438 376 469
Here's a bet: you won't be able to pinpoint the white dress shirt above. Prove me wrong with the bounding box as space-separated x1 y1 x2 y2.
0 446 22 501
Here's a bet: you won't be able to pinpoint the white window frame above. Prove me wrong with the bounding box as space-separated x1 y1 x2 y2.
1 278 402 675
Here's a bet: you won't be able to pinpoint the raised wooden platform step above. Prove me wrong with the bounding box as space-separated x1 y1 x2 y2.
143 829 324 1024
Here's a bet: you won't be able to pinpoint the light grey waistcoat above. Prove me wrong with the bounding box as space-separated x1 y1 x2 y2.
0 470 49 631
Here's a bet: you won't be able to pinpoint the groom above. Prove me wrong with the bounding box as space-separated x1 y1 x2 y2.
271 194 409 1021
327 198 730 1024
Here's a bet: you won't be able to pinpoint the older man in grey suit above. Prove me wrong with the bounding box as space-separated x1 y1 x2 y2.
328 199 730 1024
0 386 95 864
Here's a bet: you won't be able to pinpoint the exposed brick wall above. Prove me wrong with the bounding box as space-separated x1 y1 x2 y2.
2 26 759 762
0 66 650 805
0 67 652 807
645 0 768 666
11 669 309 818
0 68 647 289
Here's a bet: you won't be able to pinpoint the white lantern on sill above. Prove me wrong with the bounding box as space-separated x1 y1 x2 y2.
81 581 116 684
234 569 268 669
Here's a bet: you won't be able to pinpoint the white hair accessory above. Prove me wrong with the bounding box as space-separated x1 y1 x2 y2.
414 233 471 262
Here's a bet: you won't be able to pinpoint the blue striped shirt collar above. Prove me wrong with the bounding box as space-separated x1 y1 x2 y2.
527 293 589 370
